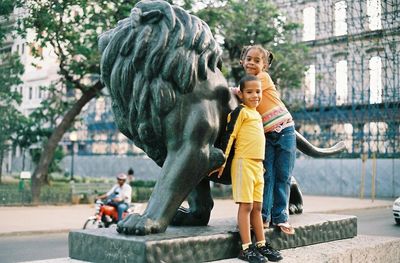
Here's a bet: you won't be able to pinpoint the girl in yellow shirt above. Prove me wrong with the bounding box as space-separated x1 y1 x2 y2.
212 75 282 262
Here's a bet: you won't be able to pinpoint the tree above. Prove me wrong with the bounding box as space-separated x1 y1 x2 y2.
195 0 309 90
13 85 68 181
0 57 24 183
10 0 307 202
0 0 18 41
16 0 138 203
0 0 25 184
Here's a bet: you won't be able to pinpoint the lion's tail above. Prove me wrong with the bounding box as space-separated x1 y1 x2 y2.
296 130 347 158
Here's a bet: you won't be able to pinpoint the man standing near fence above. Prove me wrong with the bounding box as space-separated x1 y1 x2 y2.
97 173 132 221
127 168 135 183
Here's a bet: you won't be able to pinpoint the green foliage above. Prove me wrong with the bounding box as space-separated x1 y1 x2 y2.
30 146 65 174
130 180 156 188
0 1 25 182
129 180 156 202
11 84 69 174
193 0 309 89
0 0 22 42
0 183 72 205
10 0 141 191
14 84 70 149
19 0 135 83
1 0 309 189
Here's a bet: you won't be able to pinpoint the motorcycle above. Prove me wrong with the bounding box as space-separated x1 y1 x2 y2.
83 199 133 229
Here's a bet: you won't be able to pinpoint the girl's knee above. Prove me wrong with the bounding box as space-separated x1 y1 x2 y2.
252 202 262 212
239 202 253 213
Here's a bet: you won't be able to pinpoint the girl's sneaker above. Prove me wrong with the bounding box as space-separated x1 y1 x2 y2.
256 242 283 262
238 245 267 263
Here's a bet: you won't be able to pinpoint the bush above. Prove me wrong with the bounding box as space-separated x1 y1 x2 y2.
130 180 156 188
132 187 153 202
0 182 71 205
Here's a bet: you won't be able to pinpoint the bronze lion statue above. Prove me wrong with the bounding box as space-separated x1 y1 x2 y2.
99 0 345 235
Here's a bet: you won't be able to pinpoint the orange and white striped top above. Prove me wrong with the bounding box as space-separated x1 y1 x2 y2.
256 71 293 133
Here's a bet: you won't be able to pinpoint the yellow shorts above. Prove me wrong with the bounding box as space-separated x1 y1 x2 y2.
231 158 264 203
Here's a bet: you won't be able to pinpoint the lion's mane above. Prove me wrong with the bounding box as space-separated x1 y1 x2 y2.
99 0 222 166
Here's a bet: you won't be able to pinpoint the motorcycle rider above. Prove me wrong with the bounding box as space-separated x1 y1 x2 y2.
97 173 132 221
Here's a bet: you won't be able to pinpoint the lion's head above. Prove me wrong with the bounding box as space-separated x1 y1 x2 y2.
99 0 223 166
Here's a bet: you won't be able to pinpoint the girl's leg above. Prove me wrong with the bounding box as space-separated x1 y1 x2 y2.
271 127 296 225
238 202 253 245
262 138 276 223
250 201 265 242
252 201 283 261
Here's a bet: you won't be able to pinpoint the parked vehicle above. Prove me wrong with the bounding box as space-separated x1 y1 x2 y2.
83 199 133 229
393 197 400 225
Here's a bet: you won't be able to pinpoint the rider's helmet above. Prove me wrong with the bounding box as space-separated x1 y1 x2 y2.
116 173 127 180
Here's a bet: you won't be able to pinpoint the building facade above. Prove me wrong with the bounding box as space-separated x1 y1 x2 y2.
273 0 399 158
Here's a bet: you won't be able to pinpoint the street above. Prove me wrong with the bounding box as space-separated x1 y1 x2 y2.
335 207 400 237
0 233 68 263
0 207 399 263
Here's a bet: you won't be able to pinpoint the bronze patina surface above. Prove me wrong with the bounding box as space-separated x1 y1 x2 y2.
69 213 356 262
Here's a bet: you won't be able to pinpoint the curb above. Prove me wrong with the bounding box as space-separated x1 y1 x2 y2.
0 228 74 238
313 204 393 214
0 201 393 237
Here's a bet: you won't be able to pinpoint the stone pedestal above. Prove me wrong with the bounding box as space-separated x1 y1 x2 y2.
69 213 357 263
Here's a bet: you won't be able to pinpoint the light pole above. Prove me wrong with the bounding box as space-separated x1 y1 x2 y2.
69 131 78 181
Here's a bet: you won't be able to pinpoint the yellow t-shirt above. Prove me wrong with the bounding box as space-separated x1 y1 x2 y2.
224 104 265 162
256 71 293 133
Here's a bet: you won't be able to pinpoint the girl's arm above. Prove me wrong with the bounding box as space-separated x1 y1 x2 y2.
257 71 275 91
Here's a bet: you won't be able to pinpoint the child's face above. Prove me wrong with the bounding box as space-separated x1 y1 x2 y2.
242 48 266 76
238 80 262 108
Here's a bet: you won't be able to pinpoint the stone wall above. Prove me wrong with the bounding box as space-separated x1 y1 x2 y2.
293 157 400 198
9 155 399 198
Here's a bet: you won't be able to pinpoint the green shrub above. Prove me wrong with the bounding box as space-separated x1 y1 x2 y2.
132 186 153 202
130 180 156 188
0 182 71 205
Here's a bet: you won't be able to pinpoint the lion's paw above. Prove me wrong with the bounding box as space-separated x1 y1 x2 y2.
117 213 162 235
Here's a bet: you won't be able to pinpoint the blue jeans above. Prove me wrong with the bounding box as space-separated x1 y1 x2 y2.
108 199 129 221
116 202 129 221
262 126 296 224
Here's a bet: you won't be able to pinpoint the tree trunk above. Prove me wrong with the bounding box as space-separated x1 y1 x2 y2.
31 81 104 204
0 149 4 184
22 149 25 170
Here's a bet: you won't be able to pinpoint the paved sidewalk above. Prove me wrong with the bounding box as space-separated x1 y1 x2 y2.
0 195 394 236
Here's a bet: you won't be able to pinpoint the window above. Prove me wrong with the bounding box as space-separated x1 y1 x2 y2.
305 65 316 104
303 6 316 41
335 60 348 105
29 87 33 100
369 56 382 104
367 0 382 30
334 1 347 36
0 46 12 55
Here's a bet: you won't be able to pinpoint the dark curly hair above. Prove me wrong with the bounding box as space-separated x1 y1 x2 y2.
240 45 274 68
